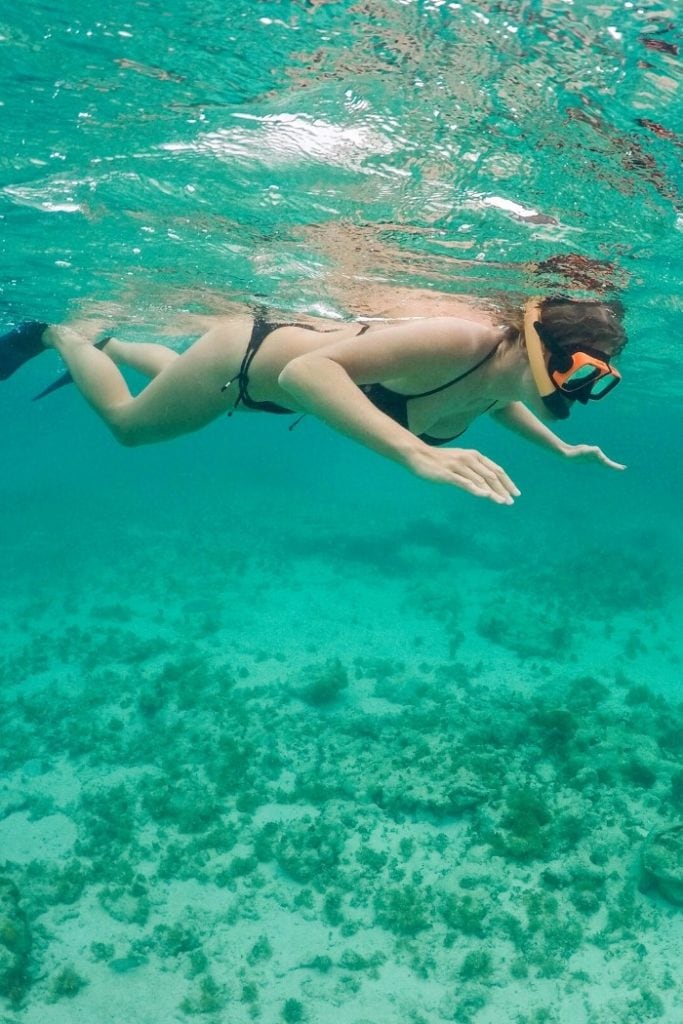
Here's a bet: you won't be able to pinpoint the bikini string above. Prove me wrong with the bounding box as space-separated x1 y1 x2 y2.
221 329 259 416
222 318 369 427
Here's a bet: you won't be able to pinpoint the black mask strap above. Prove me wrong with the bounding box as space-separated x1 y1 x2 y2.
541 389 571 420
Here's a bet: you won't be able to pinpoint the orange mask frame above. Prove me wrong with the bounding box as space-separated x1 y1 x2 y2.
549 348 622 400
524 300 621 416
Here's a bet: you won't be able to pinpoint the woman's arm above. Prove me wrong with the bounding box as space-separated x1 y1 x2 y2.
490 402 572 454
491 402 626 469
278 352 520 504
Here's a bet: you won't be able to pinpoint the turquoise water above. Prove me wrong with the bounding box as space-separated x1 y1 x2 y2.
1 1 682 1022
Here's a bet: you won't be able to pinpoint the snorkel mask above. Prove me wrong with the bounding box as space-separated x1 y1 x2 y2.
523 299 621 420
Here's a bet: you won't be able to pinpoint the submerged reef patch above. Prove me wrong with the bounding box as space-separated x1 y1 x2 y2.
640 824 683 906
297 657 349 706
0 879 32 1006
1 629 683 1020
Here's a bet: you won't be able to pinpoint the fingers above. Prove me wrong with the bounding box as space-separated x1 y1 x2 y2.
449 450 520 505
583 445 627 471
447 472 504 502
407 447 520 504
600 455 627 470
475 454 521 501
592 447 626 470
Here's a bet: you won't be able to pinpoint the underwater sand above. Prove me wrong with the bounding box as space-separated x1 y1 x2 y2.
1 437 682 1024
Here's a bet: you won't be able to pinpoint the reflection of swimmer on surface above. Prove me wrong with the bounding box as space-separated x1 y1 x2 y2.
1 288 626 507
296 220 630 312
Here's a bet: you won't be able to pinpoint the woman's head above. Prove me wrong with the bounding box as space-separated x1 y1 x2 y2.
522 296 626 420
537 296 627 359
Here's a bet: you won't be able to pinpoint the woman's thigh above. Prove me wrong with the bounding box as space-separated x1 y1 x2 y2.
114 319 251 445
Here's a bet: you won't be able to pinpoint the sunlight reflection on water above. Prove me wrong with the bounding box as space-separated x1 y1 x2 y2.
0 0 680 384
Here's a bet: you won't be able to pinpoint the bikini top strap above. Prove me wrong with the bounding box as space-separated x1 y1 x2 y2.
412 341 501 399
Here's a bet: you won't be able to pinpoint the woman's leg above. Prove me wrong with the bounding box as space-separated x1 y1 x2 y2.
103 337 179 378
44 320 250 446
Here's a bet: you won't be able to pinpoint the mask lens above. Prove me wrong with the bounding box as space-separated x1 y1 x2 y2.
559 367 619 400
567 363 600 384
587 372 619 398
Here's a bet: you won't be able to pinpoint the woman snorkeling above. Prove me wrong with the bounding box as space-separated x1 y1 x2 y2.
0 293 626 506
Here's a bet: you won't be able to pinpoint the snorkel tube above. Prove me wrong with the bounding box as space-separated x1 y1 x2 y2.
523 299 571 420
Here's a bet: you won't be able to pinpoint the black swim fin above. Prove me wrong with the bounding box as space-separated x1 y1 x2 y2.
0 322 48 380
32 336 112 401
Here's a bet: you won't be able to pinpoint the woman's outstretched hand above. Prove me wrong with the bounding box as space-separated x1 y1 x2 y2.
563 443 626 470
405 447 521 505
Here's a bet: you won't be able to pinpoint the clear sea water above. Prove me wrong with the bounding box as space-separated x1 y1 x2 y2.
1 2 682 1022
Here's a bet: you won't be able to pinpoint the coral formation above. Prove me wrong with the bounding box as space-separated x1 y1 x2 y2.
298 658 349 706
48 966 88 1002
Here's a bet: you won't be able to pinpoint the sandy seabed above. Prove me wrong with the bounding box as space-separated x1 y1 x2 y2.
1 487 682 1024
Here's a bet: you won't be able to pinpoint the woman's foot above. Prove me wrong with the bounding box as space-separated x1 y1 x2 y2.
0 322 48 380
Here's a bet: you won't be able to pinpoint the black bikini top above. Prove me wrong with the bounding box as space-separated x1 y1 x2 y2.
227 312 499 446
360 341 500 445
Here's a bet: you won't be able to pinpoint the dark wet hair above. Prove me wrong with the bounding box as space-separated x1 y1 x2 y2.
538 296 627 358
